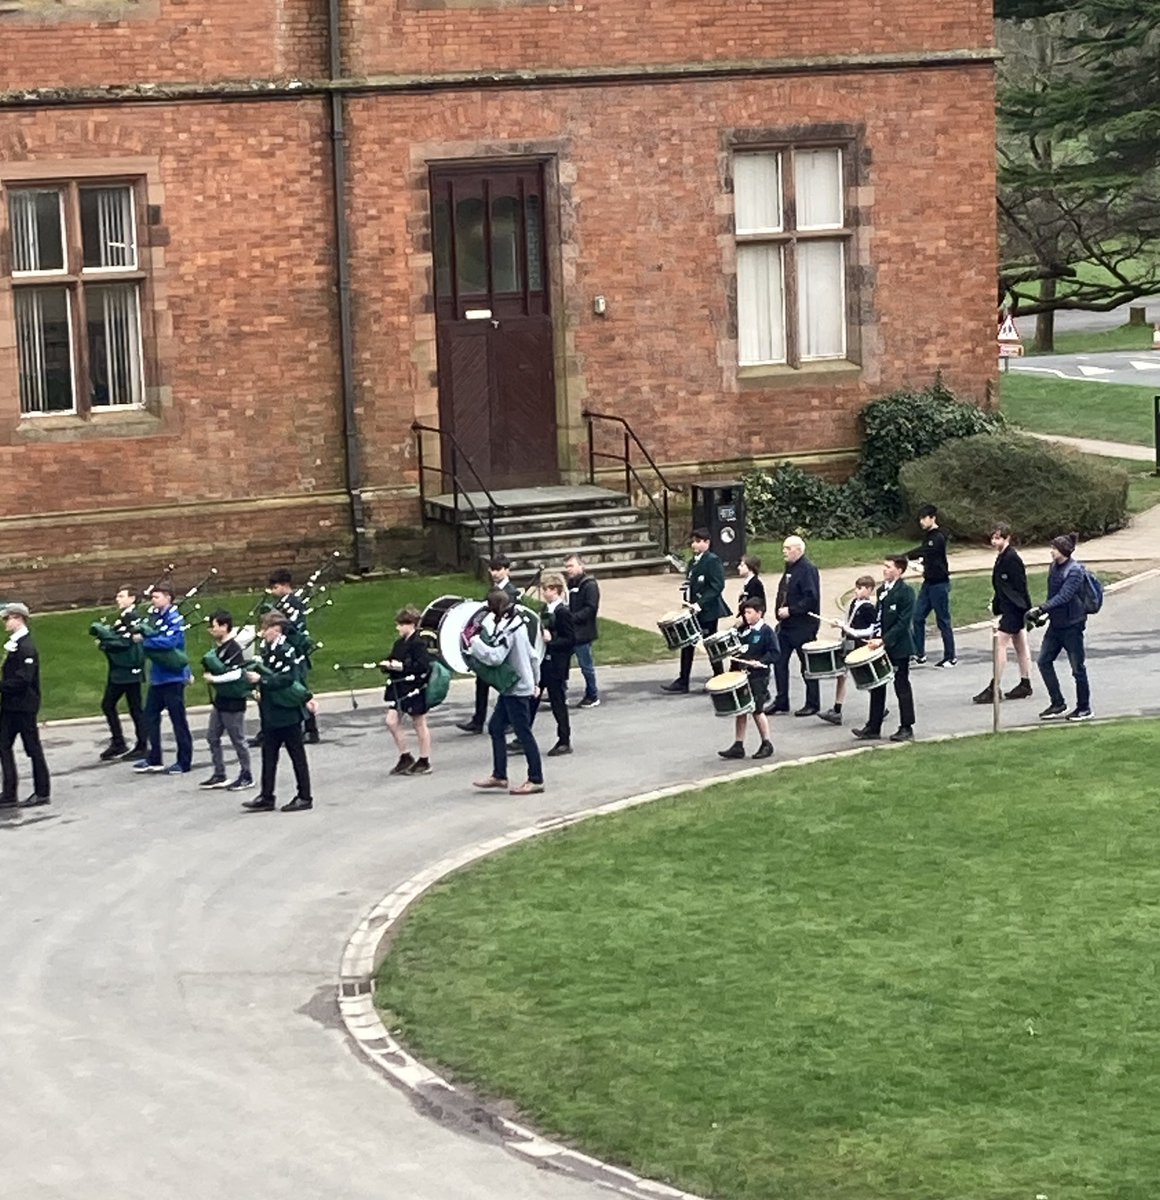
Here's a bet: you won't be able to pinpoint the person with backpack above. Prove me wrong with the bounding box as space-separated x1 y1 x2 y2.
380 605 434 776
1026 533 1093 722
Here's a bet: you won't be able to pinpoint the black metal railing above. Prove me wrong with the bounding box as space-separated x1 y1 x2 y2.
1154 394 1160 478
582 409 679 556
412 423 497 560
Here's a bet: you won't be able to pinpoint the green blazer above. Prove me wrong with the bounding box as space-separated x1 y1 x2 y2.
686 552 731 622
877 578 916 661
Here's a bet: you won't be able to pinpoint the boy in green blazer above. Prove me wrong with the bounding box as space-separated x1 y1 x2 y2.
663 528 731 694
853 556 917 743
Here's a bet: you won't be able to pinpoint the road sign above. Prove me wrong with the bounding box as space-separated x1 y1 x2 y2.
998 342 1024 358
998 313 1021 343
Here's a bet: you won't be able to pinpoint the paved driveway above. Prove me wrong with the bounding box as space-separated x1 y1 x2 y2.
1007 349 1160 387
4 578 1159 1200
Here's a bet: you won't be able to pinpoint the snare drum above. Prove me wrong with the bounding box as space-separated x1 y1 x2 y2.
703 627 743 668
658 609 702 651
802 639 846 680
705 670 755 718
846 645 894 691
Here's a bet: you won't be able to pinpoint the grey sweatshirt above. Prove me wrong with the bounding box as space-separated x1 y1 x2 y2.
468 612 538 696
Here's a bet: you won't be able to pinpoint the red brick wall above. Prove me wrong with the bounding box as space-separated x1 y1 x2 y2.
0 0 326 91
347 0 993 76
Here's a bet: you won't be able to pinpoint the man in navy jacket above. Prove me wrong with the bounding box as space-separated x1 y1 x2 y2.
1028 533 1091 722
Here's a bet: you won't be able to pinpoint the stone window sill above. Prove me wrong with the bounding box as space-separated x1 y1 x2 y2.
16 406 163 441
737 360 862 389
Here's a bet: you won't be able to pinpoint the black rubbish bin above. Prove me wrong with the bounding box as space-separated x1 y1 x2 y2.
691 480 746 568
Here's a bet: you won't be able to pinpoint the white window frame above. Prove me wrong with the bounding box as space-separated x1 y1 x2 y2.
734 144 852 370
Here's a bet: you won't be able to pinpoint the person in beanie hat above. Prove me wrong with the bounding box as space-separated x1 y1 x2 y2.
0 602 51 807
1027 532 1091 721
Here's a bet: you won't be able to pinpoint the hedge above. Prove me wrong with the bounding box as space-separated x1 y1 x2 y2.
898 433 1130 542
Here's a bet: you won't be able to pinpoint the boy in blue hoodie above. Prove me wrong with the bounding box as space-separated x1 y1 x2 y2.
131 583 194 775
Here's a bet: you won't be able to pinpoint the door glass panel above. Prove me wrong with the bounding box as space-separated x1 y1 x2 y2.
432 196 452 297
455 195 487 295
490 195 521 294
526 193 543 292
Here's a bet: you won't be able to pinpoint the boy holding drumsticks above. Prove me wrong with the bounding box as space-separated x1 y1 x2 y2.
717 599 777 761
818 575 877 726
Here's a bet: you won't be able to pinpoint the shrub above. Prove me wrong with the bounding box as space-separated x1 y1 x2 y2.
856 379 1005 525
742 463 878 540
898 433 1129 542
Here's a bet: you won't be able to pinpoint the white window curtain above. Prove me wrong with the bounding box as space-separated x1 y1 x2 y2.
794 148 843 230
82 186 137 269
737 243 786 365
87 283 144 407
15 286 74 413
9 189 65 273
797 240 846 359
734 152 782 234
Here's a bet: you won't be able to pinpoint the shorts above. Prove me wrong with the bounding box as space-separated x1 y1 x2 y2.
748 671 770 712
385 685 429 717
997 610 1027 635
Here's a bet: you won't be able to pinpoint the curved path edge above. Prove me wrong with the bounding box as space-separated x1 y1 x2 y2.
336 721 1086 1200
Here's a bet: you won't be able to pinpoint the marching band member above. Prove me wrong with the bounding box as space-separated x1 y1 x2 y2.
972 523 1033 704
242 611 316 812
458 555 520 734
717 599 777 761
0 602 51 808
268 569 321 744
818 575 877 726
381 605 433 777
853 557 917 743
93 585 147 761
469 589 544 795
131 583 194 776
534 573 575 757
200 610 255 792
662 528 730 694
735 555 765 625
769 536 821 717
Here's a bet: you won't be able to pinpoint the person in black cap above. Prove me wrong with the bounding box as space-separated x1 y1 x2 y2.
0 602 51 808
1027 533 1091 721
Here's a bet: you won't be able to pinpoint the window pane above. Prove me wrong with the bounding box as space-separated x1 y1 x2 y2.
15 287 75 413
526 194 543 292
734 153 782 235
795 148 843 230
8 189 65 273
86 282 144 407
797 239 846 359
737 243 786 365
455 195 487 294
81 186 138 269
490 195 521 294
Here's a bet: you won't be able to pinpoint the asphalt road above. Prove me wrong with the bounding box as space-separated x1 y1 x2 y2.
1014 296 1160 339
1008 348 1160 387
4 578 1159 1200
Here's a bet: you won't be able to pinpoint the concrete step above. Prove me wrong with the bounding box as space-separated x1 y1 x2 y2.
471 522 654 556
508 556 675 584
479 539 669 573
458 505 644 536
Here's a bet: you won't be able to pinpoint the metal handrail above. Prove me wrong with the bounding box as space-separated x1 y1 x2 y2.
581 409 678 557
412 422 497 560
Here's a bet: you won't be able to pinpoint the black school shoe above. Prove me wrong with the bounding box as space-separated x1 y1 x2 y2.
241 796 276 812
717 742 746 759
281 796 313 812
18 794 50 807
661 680 690 694
390 753 415 775
752 741 774 759
100 742 128 761
888 727 914 743
547 743 572 757
456 721 484 734
852 727 881 740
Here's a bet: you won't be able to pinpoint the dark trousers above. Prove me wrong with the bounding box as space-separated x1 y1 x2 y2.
914 581 956 661
260 723 312 803
532 663 571 746
867 656 915 733
679 617 721 685
145 681 193 770
471 675 491 726
101 679 144 748
489 695 543 784
773 626 821 711
0 709 51 801
1038 623 1090 709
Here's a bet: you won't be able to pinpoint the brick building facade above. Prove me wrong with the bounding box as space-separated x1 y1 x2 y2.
0 0 998 603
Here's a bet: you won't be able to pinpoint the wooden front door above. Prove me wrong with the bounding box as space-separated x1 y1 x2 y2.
431 162 558 491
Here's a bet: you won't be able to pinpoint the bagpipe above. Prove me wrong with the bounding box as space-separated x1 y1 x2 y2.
200 645 257 702
332 655 452 711
245 551 341 654
136 566 219 671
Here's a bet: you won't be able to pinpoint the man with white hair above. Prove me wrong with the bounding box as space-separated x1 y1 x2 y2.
768 536 821 716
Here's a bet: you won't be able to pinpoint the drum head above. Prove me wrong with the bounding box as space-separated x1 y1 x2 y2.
438 600 489 674
846 645 878 666
660 609 691 624
420 594 466 631
804 639 841 652
707 670 749 692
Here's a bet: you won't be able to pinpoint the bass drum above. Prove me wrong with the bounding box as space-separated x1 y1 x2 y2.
418 594 467 665
428 597 545 675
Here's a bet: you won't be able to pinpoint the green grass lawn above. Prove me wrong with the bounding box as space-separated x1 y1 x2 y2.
376 722 1160 1200
749 536 909 573
1026 321 1156 357
33 573 666 723
1000 372 1157 446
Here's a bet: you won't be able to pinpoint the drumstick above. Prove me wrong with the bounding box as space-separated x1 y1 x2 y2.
809 612 844 628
